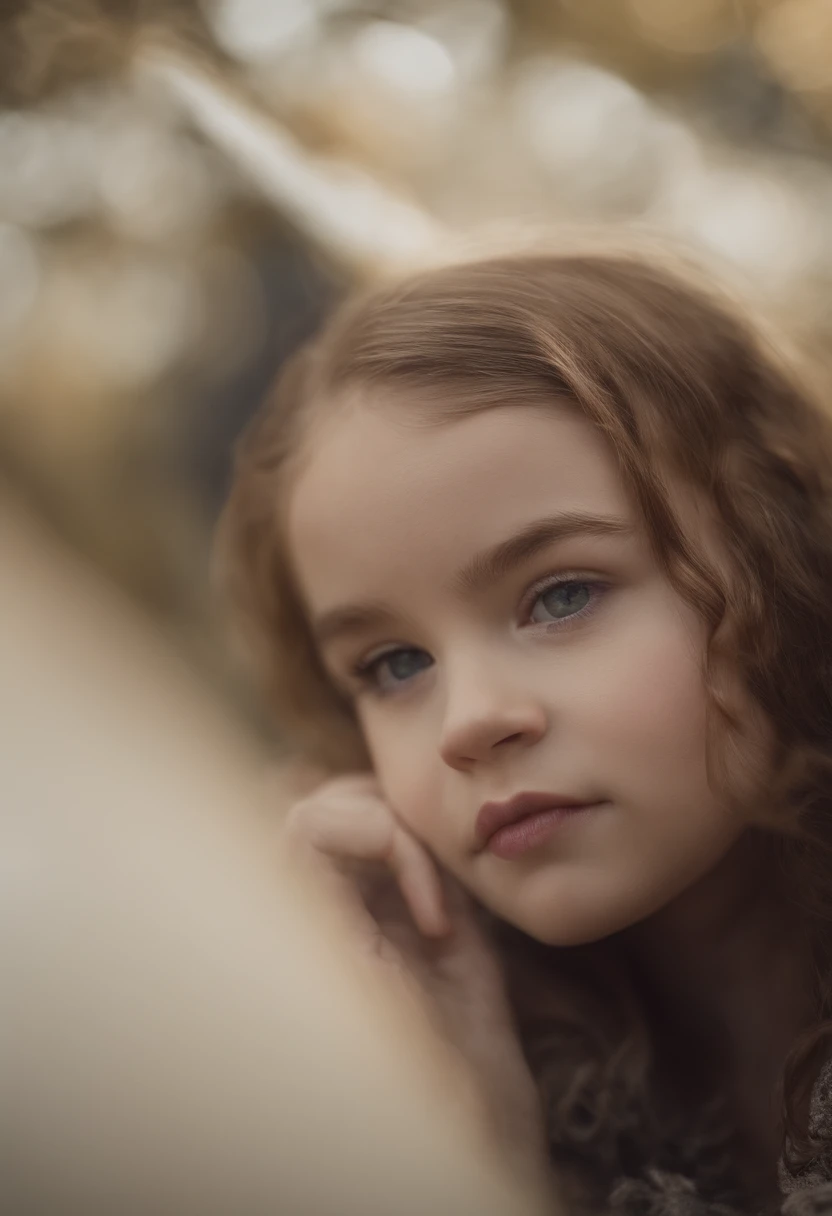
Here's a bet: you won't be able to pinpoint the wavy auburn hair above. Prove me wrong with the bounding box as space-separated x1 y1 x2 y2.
217 250 832 1194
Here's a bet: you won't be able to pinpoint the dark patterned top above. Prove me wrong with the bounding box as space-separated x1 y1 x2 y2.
604 1062 832 1216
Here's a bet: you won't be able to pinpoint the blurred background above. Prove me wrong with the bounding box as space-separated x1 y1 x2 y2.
3 0 832 702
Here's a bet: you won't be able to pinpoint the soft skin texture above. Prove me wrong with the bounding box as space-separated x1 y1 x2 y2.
287 397 747 946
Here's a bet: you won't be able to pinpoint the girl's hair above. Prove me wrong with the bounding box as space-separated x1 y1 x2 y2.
217 249 832 1195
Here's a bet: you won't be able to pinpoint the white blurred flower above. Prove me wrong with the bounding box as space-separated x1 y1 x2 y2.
0 112 99 227
419 0 509 84
657 160 825 287
204 0 320 63
96 123 221 244
512 59 660 208
351 21 457 99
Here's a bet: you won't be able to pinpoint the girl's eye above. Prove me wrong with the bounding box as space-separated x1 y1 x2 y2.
529 580 593 624
354 646 433 694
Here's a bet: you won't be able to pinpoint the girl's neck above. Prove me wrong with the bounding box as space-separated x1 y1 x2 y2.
619 831 813 1201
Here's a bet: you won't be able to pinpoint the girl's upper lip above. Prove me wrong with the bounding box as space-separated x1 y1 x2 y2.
474 791 598 849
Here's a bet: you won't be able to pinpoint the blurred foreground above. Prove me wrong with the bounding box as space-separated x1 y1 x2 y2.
2 488 552 1215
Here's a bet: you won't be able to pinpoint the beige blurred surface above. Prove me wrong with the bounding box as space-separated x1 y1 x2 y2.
0 488 551 1216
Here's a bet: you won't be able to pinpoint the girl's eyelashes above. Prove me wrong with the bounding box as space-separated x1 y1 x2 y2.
350 646 434 697
522 574 608 629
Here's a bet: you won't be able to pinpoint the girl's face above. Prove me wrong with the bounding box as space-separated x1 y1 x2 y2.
287 395 752 945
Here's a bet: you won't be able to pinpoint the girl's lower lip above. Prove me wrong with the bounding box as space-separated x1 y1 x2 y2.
486 805 596 860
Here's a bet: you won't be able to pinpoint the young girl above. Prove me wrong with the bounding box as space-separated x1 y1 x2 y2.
216 249 832 1216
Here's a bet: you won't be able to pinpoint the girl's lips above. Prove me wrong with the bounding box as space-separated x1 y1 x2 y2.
475 790 598 850
485 804 597 860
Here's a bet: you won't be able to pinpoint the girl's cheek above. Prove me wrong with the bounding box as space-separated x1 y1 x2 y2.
365 725 419 810
371 733 442 840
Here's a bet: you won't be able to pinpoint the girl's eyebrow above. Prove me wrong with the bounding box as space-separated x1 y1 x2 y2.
313 512 631 650
312 602 397 650
451 512 632 596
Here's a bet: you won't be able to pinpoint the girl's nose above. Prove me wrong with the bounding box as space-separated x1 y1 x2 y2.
438 676 548 772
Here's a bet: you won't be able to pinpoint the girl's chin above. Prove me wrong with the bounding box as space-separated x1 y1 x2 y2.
487 895 653 948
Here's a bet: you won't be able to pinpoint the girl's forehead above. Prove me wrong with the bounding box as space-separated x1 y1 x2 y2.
293 396 625 515
285 398 637 598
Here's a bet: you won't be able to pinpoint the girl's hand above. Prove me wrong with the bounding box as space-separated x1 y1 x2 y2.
283 773 549 1177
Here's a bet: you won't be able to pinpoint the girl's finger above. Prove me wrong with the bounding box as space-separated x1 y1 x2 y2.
286 792 450 938
386 825 451 939
285 793 395 860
